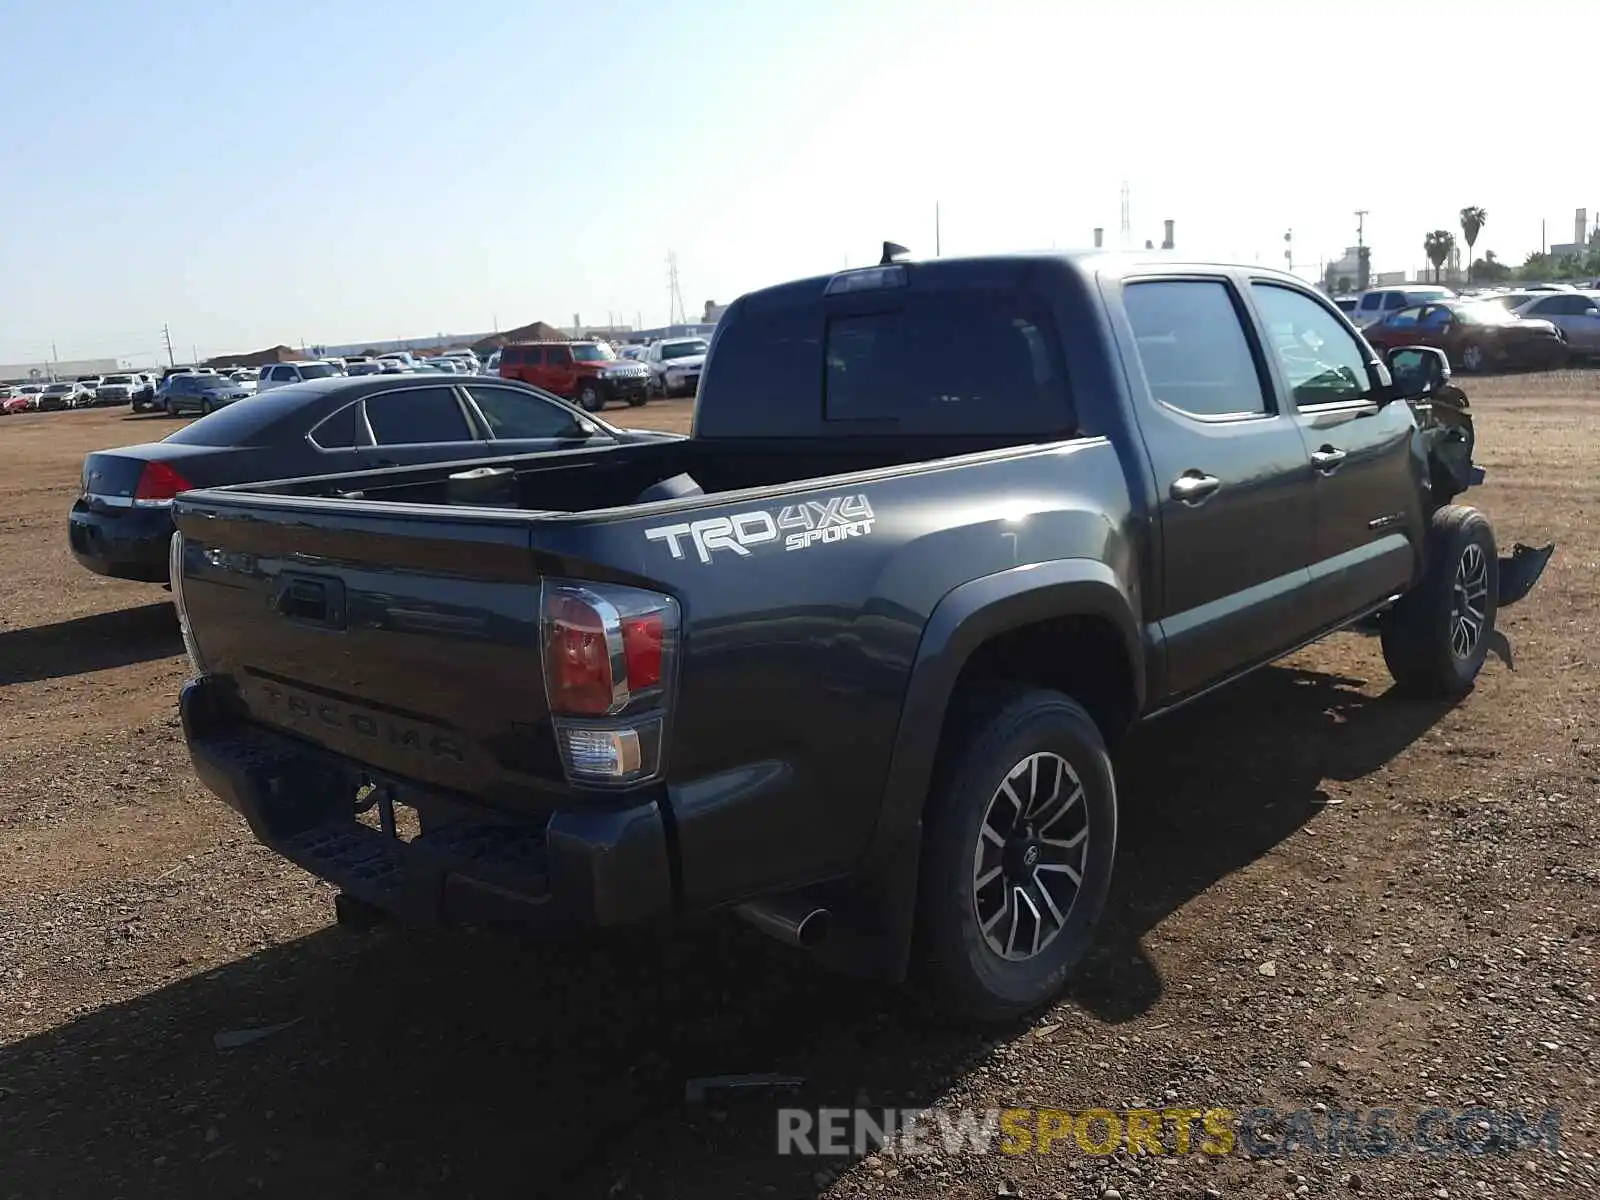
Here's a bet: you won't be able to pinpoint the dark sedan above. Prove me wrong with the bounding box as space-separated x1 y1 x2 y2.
69 374 681 583
1360 299 1568 372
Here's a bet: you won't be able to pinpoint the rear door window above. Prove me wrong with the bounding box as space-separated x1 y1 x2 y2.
822 290 1074 434
1122 279 1271 418
363 387 474 445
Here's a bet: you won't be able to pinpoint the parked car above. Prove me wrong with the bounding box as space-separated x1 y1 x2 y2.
95 373 141 406
37 382 84 411
158 372 252 415
256 361 340 392
70 375 674 584
439 351 481 373
9 385 46 412
1511 291 1600 357
1332 296 1358 315
418 358 459 373
165 250 1551 1022
497 340 651 411
1476 291 1541 312
1349 285 1456 329
227 369 259 394
644 337 709 396
378 352 418 370
484 349 501 374
1361 299 1568 372
347 361 385 376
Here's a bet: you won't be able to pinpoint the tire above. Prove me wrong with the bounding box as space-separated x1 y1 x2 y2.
916 686 1118 1024
576 381 604 413
627 391 648 407
199 398 213 416
1459 344 1485 372
1380 505 1498 698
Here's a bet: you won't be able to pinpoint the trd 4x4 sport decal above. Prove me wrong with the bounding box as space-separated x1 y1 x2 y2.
645 494 875 565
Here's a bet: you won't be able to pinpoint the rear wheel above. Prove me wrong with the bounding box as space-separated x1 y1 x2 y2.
199 398 213 416
1380 505 1498 698
1460 343 1486 372
917 687 1118 1023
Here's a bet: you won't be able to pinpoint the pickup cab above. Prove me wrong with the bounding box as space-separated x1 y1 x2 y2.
169 250 1551 1022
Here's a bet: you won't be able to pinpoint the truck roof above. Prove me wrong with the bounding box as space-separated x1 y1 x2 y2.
735 250 1311 308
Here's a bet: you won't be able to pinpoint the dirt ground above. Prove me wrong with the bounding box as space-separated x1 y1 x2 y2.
1 381 1596 1199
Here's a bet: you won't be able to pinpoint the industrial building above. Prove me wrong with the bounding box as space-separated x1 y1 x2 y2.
0 357 129 384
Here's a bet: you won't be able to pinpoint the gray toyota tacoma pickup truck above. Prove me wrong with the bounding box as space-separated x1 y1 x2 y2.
168 248 1552 1021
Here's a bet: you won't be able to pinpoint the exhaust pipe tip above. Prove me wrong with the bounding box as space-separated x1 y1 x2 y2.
736 899 832 949
792 906 831 948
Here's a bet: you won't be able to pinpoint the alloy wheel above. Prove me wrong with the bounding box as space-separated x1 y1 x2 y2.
1450 543 1489 660
971 751 1090 962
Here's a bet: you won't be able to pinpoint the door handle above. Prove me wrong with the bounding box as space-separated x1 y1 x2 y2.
1169 471 1221 505
1311 446 1348 473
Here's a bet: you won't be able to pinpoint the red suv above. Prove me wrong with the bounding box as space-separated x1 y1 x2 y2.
497 341 651 412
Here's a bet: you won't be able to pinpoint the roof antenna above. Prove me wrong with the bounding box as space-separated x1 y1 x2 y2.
880 241 910 265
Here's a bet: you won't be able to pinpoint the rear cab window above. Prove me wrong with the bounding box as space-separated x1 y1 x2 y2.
696 263 1078 439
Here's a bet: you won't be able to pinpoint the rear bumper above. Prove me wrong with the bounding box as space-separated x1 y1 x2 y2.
68 501 173 582
179 676 676 930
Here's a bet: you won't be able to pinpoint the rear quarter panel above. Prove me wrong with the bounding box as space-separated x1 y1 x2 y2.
544 439 1141 906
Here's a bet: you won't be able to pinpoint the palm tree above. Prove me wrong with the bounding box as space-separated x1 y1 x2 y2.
1424 230 1456 283
1459 207 1487 283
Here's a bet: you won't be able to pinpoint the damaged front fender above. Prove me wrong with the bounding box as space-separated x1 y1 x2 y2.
1499 542 1555 608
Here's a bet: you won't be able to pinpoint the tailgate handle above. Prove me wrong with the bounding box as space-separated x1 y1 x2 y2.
273 575 346 628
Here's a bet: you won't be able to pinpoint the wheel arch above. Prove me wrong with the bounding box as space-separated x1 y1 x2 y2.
818 559 1144 983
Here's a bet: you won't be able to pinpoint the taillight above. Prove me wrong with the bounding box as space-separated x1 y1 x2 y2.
133 461 193 506
169 532 207 678
540 580 679 787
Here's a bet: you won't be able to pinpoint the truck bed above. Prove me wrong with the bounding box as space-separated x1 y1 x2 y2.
225 433 1039 517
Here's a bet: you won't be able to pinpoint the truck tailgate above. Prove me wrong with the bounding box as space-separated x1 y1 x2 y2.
172 498 556 808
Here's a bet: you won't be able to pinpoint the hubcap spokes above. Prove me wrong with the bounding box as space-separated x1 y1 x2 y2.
1450 543 1489 660
972 751 1089 962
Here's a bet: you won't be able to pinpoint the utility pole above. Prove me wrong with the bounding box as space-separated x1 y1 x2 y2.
666 250 686 327
935 202 941 257
1354 209 1371 291
162 324 175 367
1283 228 1293 275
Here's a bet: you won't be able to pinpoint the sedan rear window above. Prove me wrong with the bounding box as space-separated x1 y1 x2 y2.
164 387 324 446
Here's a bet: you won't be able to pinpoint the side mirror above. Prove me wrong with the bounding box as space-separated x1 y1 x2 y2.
1384 345 1450 401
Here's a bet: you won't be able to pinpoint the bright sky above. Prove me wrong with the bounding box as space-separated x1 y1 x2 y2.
2 0 1592 365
